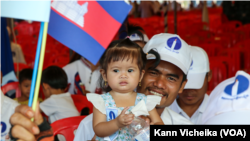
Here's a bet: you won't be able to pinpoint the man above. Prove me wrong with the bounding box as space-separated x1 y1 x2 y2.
169 46 212 124
8 33 193 140
202 70 250 124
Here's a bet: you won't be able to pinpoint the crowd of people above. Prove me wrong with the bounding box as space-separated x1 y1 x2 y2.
1 2 250 141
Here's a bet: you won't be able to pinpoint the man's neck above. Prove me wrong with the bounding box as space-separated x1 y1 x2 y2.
177 97 203 118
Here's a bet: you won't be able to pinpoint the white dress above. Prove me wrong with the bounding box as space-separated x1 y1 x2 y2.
87 92 161 141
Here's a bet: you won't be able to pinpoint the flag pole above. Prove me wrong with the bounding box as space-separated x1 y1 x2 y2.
32 22 48 111
28 22 44 107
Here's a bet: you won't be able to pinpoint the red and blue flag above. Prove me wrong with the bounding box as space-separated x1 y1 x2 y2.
48 1 132 65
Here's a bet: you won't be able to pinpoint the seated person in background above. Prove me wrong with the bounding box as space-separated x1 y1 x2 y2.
63 55 102 95
40 66 80 141
40 66 80 123
202 70 250 124
14 68 42 105
169 46 212 124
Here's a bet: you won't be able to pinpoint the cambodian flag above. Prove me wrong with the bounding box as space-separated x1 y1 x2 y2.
48 1 132 65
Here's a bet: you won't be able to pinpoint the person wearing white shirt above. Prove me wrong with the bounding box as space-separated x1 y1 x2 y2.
202 71 250 124
1 91 19 141
40 66 80 141
74 34 194 141
40 66 80 123
63 57 102 95
169 46 212 124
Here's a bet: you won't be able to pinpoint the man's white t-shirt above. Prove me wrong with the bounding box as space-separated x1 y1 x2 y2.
63 58 101 94
1 91 19 141
73 107 193 141
168 94 209 124
40 92 80 123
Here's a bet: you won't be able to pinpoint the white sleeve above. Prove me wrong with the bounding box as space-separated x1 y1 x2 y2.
40 97 57 116
146 95 161 111
86 93 106 114
74 114 95 141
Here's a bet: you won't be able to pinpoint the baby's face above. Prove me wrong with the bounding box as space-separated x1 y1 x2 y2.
105 59 143 93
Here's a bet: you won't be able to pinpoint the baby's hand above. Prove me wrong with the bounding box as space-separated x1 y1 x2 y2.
116 107 134 128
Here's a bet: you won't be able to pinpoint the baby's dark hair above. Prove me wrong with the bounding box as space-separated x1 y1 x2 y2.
41 66 68 90
99 38 147 92
19 68 33 83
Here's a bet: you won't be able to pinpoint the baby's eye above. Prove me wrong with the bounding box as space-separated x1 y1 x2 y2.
113 69 119 73
128 69 134 73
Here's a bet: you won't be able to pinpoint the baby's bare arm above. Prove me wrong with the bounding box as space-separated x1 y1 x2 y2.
93 107 134 137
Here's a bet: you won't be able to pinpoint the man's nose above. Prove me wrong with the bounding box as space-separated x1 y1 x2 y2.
153 75 166 90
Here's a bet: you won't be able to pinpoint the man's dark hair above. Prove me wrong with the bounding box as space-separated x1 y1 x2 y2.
19 68 33 83
41 66 68 89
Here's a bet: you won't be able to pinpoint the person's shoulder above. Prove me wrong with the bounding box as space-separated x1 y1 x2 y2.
162 107 193 125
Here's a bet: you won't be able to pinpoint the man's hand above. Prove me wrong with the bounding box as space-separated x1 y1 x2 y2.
10 103 43 141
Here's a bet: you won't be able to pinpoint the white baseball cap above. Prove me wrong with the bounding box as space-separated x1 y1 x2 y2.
129 33 149 42
184 46 210 89
143 33 192 75
202 71 250 124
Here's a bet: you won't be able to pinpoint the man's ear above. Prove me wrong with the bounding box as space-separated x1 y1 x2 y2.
178 79 187 94
207 70 212 82
100 69 107 81
139 70 145 82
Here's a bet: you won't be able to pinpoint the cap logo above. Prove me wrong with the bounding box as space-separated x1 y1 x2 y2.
165 37 182 53
1 122 7 135
131 33 138 37
222 75 249 100
190 60 193 70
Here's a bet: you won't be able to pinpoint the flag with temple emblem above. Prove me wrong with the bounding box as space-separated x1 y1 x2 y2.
48 1 132 65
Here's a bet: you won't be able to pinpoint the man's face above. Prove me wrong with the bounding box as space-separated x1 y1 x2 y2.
178 72 211 106
137 60 187 108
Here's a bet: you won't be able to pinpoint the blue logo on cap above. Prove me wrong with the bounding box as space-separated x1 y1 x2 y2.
1 122 7 133
222 75 249 100
189 60 193 70
165 37 182 53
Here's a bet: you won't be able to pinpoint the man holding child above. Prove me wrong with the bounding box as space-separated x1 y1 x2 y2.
9 33 194 140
